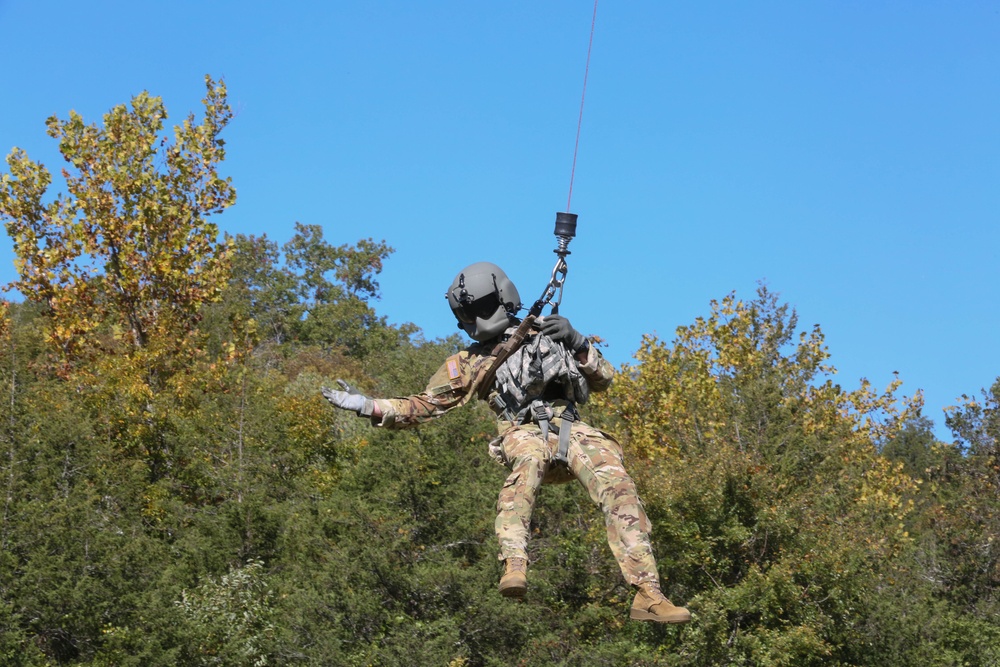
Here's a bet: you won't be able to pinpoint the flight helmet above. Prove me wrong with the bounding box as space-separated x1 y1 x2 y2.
446 262 521 341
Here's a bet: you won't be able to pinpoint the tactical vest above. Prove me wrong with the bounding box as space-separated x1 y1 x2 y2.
490 331 588 464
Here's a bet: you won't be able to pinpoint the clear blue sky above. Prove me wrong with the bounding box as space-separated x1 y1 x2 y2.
1 1 998 440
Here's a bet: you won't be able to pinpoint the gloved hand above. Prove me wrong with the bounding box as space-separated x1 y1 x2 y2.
321 379 375 417
539 314 587 352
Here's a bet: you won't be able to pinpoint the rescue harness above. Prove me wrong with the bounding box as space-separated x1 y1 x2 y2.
489 328 589 465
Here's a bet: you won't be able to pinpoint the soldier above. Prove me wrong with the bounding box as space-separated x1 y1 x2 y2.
322 261 690 624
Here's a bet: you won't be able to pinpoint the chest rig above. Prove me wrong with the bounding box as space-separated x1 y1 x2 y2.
489 331 589 465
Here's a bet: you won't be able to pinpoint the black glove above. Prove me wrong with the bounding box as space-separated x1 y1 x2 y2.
321 379 375 417
539 314 587 352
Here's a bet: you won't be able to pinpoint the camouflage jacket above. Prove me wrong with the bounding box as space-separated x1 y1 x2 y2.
371 328 614 434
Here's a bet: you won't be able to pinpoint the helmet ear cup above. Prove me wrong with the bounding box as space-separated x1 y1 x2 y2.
447 262 521 341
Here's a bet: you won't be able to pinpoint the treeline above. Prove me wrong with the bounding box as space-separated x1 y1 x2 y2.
0 79 998 666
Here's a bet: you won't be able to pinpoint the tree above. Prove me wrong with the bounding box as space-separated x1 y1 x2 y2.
932 379 1000 620
946 377 1000 471
282 222 406 356
592 285 934 665
208 233 298 351
0 75 235 369
175 560 276 666
881 416 939 478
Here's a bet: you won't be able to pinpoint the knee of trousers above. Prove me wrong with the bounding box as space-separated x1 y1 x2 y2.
505 454 546 488
602 490 653 536
599 478 646 510
496 469 541 514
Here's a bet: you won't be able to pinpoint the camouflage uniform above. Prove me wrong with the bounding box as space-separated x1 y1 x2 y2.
370 330 660 588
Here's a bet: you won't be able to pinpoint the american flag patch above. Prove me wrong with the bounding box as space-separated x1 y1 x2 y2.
447 358 460 379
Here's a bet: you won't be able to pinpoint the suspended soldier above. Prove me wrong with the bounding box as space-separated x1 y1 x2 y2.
322 261 690 624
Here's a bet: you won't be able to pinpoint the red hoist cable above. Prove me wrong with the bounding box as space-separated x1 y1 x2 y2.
537 0 597 316
565 0 598 213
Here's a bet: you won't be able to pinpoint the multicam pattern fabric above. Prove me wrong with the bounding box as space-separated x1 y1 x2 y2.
369 325 660 588
494 421 659 586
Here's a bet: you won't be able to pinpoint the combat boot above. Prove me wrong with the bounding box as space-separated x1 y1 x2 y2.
630 583 691 624
498 557 527 598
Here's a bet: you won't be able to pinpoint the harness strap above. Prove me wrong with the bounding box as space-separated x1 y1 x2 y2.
554 407 575 465
511 400 576 467
532 401 551 446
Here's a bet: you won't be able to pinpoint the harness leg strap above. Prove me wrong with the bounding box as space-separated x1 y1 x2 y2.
554 409 575 465
531 401 551 447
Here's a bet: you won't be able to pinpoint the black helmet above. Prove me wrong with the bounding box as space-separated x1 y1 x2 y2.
446 262 521 342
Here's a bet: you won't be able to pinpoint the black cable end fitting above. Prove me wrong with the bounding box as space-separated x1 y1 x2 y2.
554 212 578 240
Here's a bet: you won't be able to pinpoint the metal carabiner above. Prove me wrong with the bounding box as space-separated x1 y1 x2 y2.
546 257 568 313
526 212 578 318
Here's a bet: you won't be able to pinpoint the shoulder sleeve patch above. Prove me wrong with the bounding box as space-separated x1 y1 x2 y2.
447 358 461 380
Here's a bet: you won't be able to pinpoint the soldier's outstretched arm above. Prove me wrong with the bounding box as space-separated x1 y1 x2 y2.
321 381 382 419
321 349 482 430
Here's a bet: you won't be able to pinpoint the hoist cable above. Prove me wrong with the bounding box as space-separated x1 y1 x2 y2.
566 0 598 213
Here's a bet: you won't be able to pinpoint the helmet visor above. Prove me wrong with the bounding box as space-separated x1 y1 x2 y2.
453 292 502 325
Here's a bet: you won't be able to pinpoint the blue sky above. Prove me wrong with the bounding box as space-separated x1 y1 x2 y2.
1 1 997 440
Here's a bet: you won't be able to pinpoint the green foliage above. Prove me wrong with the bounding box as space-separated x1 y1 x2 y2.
881 416 938 478
4 264 1000 665
932 380 1000 619
176 560 276 666
208 232 299 350
592 285 995 666
282 222 408 356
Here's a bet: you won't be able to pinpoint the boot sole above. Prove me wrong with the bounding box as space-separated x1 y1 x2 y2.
630 608 691 624
499 583 526 599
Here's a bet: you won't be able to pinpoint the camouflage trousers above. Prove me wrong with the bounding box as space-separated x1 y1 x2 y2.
493 420 660 587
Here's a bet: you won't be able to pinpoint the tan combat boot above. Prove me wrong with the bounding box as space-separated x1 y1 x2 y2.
630 583 691 624
498 557 527 599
